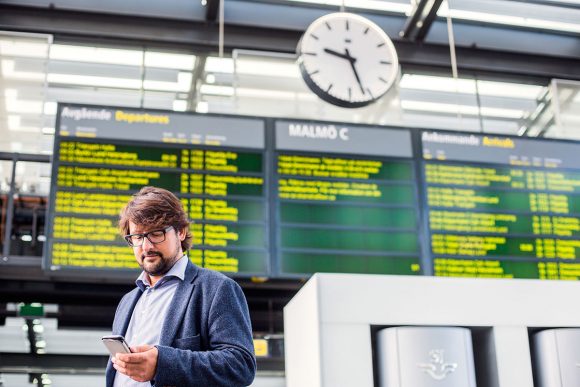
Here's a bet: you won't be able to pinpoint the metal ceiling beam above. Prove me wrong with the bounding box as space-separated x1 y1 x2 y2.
0 352 284 374
400 0 444 42
416 0 444 41
0 152 50 163
506 0 580 10
0 275 298 332
0 353 107 374
394 40 580 81
401 0 430 40
0 6 578 80
205 0 220 22
0 4 578 81
0 4 300 54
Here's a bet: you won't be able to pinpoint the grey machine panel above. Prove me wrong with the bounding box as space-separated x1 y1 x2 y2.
376 326 477 387
534 329 580 387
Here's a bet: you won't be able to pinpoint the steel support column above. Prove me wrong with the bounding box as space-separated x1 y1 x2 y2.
400 0 444 42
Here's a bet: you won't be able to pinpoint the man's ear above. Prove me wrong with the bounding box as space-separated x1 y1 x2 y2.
178 227 187 241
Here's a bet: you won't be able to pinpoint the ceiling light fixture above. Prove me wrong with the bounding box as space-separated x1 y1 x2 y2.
401 100 525 119
199 84 235 96
204 57 234 74
438 3 580 34
284 0 411 14
5 99 43 114
49 44 143 66
1 59 45 81
144 52 196 70
0 40 49 58
143 72 193 92
196 101 209 113
46 73 142 89
8 115 21 130
235 59 300 78
172 100 188 112
400 74 545 100
43 101 57 115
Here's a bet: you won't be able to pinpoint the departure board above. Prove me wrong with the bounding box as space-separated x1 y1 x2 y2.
45 105 269 276
274 120 422 276
44 104 580 282
422 131 580 280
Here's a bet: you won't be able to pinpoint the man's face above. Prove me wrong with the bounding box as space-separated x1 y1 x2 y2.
128 221 186 277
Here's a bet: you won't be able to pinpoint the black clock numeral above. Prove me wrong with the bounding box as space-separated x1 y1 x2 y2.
366 88 374 99
325 22 332 30
377 42 386 48
310 33 319 40
380 60 391 65
346 20 349 31
308 70 320 76
363 27 370 35
304 52 317 56
379 77 388 84
326 84 333 92
348 87 352 100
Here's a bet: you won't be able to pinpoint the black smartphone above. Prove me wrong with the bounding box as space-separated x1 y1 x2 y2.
102 335 132 356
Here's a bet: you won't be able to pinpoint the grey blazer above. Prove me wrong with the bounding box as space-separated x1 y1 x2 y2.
105 261 256 386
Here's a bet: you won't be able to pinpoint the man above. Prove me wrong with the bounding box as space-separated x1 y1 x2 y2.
106 186 256 386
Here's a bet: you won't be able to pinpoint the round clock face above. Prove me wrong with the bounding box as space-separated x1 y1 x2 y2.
297 12 399 108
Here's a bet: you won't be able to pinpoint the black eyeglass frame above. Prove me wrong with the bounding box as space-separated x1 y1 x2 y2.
124 225 174 247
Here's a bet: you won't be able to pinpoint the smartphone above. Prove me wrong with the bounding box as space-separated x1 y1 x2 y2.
102 335 132 356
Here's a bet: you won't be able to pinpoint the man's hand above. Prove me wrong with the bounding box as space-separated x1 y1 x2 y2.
112 345 159 382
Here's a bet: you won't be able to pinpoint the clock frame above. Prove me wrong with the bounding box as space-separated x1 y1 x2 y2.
297 12 399 108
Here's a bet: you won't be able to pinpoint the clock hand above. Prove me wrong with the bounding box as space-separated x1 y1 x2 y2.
324 47 365 95
323 48 350 60
344 48 365 95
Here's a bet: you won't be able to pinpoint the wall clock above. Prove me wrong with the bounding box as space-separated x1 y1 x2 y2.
297 12 399 108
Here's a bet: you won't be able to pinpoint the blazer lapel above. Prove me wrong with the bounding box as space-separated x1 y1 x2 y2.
107 288 142 387
158 261 199 346
115 288 143 335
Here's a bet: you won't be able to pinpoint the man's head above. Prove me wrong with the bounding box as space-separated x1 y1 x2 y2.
119 186 192 277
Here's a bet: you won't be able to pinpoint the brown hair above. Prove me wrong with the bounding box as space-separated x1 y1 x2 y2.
119 186 192 251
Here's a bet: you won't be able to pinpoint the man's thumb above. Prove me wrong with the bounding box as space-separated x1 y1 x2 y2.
130 345 153 353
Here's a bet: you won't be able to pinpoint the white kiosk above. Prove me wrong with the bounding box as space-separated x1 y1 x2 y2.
283 274 580 387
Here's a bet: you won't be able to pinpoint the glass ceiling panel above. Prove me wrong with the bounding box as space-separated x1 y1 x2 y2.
198 49 551 137
279 0 580 34
0 29 568 162
0 32 51 154
442 0 580 34
281 0 411 14
0 31 197 155
548 79 580 139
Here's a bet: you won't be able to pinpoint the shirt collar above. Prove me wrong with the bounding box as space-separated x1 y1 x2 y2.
136 255 188 291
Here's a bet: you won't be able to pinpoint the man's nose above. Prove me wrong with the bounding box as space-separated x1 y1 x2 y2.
142 236 155 249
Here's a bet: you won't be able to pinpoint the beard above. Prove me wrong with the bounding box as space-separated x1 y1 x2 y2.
140 249 179 276
140 251 170 276
137 234 182 277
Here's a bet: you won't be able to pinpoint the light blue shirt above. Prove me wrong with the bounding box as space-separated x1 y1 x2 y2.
113 255 188 387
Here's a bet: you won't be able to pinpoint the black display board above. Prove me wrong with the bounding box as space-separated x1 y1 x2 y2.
422 131 580 280
274 120 421 277
44 104 580 281
45 105 269 277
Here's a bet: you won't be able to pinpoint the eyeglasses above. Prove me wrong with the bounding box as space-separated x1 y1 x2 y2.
124 226 173 247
